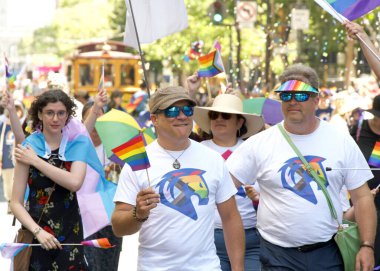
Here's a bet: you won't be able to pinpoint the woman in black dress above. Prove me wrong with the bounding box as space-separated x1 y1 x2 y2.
11 89 88 270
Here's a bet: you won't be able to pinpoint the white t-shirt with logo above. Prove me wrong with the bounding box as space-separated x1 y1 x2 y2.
227 121 373 247
201 139 259 229
114 139 237 271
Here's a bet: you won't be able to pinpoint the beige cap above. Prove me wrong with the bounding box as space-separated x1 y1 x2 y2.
149 86 196 113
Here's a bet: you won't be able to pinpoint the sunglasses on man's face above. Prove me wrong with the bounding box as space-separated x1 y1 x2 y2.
208 111 233 120
279 92 311 102
155 105 194 118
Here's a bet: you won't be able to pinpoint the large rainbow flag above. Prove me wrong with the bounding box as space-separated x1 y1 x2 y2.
198 49 225 78
112 134 150 171
315 0 380 21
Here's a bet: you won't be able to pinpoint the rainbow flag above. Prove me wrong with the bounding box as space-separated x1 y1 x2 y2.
0 243 28 258
112 134 150 171
4 55 16 90
328 0 380 20
369 142 380 168
315 0 380 21
81 238 114 249
98 65 104 91
198 49 225 78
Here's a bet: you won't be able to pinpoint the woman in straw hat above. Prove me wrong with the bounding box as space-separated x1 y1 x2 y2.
193 93 264 271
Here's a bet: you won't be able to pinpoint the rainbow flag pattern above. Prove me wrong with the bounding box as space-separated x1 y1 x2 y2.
0 243 29 258
327 0 380 21
198 49 225 78
275 80 319 93
81 238 114 249
112 134 150 171
368 142 380 168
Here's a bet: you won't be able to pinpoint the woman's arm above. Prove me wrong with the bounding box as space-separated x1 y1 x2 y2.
1 91 25 144
10 162 62 250
83 89 107 133
344 21 380 80
14 144 87 192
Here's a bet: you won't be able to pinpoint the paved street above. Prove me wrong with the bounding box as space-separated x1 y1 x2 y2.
0 200 139 270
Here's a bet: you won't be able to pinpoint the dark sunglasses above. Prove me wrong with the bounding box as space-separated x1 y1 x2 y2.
208 111 233 120
279 92 311 102
155 105 194 118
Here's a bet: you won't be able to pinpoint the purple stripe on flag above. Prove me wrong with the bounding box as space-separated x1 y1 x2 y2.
341 0 380 20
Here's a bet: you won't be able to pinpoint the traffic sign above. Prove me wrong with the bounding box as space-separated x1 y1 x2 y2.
237 2 257 23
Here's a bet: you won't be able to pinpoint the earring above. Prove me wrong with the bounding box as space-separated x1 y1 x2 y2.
237 129 241 138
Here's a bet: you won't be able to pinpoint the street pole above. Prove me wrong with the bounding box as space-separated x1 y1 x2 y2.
264 0 273 92
228 24 235 88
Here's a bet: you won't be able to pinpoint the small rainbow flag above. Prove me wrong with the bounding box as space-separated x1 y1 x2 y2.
368 142 380 168
98 65 104 91
112 134 150 171
81 238 114 249
198 49 225 78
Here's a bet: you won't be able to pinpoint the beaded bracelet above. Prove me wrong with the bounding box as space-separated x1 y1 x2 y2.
33 227 42 237
133 207 149 223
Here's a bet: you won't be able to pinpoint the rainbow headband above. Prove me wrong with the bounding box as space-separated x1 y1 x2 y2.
275 80 319 93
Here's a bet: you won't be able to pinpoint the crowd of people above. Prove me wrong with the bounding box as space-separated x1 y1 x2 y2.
0 20 380 271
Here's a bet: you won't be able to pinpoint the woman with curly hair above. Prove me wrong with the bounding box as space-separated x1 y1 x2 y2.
11 89 88 270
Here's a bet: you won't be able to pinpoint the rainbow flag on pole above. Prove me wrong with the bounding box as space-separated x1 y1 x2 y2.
315 0 380 21
112 134 150 171
198 49 225 78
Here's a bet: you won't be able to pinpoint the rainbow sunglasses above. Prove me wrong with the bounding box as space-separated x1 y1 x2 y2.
275 80 319 94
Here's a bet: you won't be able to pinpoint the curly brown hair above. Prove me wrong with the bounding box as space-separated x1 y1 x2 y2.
28 89 77 131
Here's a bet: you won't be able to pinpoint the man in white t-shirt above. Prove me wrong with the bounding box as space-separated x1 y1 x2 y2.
227 64 376 271
112 86 244 271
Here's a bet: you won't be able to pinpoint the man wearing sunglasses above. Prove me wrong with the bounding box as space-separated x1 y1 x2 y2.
112 86 244 271
227 64 376 271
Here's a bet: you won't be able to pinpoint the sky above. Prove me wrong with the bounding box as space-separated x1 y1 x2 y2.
6 0 56 30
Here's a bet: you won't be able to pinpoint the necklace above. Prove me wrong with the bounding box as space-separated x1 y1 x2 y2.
162 144 190 169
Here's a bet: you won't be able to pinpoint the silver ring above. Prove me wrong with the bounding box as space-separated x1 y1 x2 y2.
146 199 150 205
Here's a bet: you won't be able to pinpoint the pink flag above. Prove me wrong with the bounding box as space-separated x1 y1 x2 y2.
0 243 28 258
81 238 114 249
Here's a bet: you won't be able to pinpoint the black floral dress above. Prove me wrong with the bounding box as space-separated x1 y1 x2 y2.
26 149 87 271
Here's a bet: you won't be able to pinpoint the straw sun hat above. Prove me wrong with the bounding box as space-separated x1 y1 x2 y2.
193 94 264 139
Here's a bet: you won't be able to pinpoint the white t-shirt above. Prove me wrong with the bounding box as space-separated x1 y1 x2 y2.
201 139 258 229
227 121 373 247
114 139 237 271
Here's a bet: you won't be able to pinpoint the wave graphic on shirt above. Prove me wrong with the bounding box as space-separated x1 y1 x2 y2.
156 168 209 220
278 156 327 204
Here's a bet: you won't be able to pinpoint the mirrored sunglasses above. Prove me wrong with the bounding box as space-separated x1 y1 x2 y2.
279 92 311 102
208 111 233 120
155 105 194 118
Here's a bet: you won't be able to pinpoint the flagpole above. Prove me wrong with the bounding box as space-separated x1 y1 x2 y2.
145 168 151 187
127 0 151 98
326 167 380 171
206 78 212 100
